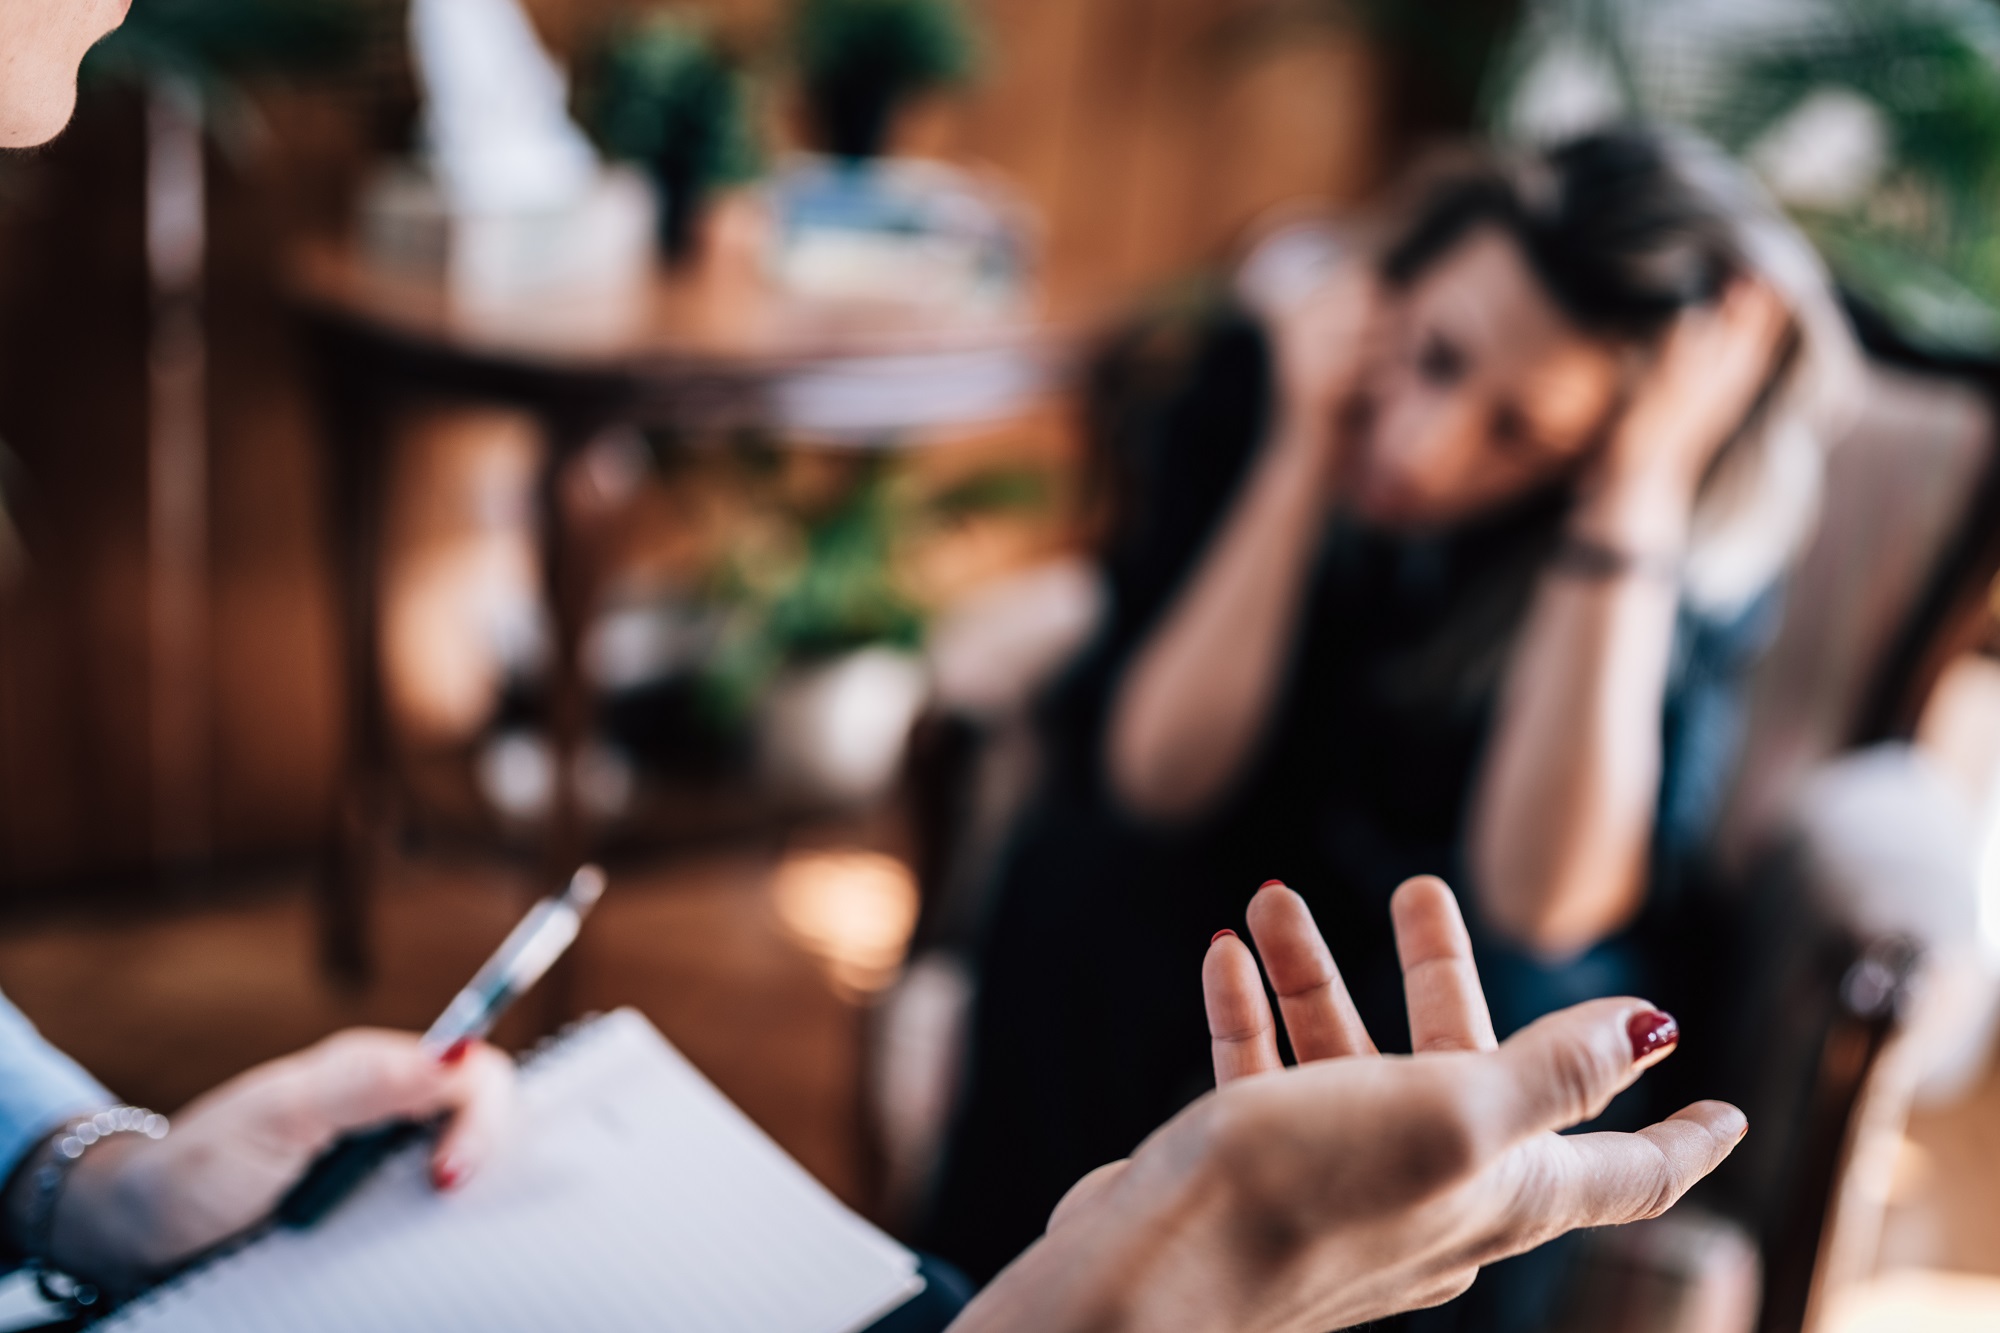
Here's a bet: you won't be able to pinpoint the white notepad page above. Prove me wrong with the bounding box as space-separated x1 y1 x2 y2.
108 1009 922 1333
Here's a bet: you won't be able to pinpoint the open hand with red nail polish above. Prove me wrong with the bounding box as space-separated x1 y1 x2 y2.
42 1030 515 1295
952 875 1743 1333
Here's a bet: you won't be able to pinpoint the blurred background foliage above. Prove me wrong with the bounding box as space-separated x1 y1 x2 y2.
583 11 761 258
1489 0 2000 356
793 0 980 158
1703 0 2000 354
697 451 1046 724
81 0 379 120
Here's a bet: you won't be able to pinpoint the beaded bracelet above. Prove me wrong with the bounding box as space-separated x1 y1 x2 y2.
1550 534 1683 584
20 1107 169 1312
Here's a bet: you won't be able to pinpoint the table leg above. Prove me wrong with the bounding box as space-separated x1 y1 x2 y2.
308 329 392 986
531 410 613 1034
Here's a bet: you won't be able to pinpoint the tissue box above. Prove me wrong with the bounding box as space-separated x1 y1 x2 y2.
360 163 657 310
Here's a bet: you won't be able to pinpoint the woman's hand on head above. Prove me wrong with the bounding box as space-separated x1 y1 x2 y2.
50 1029 515 1290
1030 878 1745 1333
1578 279 1790 552
1270 265 1381 481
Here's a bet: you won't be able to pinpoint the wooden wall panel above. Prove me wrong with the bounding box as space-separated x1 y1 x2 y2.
0 98 156 885
958 0 1382 305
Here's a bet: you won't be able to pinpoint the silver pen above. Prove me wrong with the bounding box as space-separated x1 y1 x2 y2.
421 864 607 1056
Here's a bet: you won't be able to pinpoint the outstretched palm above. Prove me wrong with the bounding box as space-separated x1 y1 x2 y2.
1035 876 1744 1333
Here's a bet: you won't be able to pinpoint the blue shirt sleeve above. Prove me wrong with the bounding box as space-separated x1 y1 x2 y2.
0 991 112 1185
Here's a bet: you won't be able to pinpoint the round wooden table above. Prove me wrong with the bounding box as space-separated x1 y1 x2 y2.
286 238 1083 983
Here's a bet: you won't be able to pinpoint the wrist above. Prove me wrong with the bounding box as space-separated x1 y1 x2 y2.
1272 386 1336 470
1077 1105 1271 1333
1267 405 1343 506
46 1125 168 1295
952 1200 1158 1333
1549 535 1683 586
970 1115 1243 1333
1568 463 1694 560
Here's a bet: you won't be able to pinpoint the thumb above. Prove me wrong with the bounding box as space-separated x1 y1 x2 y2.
1488 998 1680 1144
1552 1101 1749 1231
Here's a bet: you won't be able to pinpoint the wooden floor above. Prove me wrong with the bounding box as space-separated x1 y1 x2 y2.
0 835 881 1212
1879 1054 2000 1279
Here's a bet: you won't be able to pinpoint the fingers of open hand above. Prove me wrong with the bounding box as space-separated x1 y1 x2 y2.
1205 933 1283 1083
1549 1101 1748 1230
1245 883 1375 1060
1491 998 1669 1142
1390 877 1495 1054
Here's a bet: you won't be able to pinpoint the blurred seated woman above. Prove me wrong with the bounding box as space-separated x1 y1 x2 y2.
924 127 1856 1315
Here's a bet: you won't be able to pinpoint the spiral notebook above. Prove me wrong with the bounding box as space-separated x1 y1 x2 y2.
104 1009 923 1333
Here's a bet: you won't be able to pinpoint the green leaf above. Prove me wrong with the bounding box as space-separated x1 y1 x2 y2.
583 13 760 189
927 466 1050 520
792 0 979 155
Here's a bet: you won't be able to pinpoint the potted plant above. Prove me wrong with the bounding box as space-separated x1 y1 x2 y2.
596 450 1047 808
767 0 1030 309
584 12 761 264
793 0 977 161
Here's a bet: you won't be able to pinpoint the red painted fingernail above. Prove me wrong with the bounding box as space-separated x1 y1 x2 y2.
440 1038 470 1067
1258 879 1284 890
433 1161 459 1190
1627 1010 1679 1062
1211 928 1237 945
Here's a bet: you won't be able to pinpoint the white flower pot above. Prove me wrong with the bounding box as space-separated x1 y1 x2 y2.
757 647 930 807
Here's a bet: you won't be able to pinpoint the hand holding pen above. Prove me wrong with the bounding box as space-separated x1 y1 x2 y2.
22 870 606 1298
42 1023 517 1300
274 866 607 1228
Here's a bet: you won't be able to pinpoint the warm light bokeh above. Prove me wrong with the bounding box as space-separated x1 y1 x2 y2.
769 848 920 998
